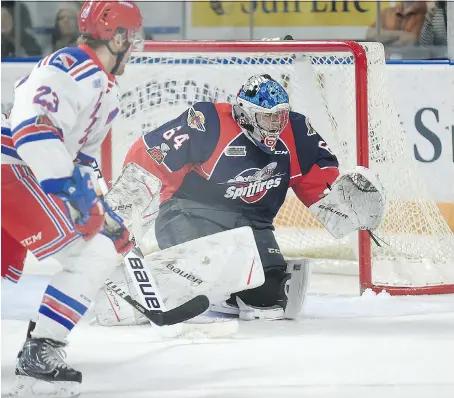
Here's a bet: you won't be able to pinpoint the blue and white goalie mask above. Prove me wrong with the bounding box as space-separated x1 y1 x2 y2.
233 74 290 154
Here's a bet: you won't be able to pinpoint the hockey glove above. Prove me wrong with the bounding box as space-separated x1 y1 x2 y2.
45 167 105 240
101 202 134 255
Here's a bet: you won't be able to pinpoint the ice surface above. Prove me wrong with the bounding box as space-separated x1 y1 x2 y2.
2 271 454 398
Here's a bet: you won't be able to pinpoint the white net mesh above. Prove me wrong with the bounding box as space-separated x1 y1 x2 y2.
110 41 454 290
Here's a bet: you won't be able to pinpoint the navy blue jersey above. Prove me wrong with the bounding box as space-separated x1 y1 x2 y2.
124 102 339 224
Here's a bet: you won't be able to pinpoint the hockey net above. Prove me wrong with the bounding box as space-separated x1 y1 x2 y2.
103 40 454 295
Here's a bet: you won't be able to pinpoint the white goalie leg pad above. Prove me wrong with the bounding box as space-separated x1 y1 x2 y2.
92 227 262 336
104 162 162 231
146 226 264 308
94 265 149 326
284 259 312 320
121 245 241 338
309 166 387 239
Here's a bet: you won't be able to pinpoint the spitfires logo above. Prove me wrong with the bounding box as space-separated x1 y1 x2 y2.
147 143 170 164
222 162 284 203
187 107 206 132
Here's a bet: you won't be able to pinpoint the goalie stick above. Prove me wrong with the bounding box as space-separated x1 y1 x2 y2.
92 160 210 327
104 276 209 326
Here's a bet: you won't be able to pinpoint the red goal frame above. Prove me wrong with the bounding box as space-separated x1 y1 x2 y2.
101 40 454 296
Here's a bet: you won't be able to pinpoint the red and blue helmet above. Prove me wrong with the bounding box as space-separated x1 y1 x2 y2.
233 74 290 153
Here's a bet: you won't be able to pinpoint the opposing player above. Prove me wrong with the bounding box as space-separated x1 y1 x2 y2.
97 74 386 324
1 1 143 395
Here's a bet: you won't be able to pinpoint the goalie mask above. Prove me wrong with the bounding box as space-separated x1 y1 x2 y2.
233 74 290 154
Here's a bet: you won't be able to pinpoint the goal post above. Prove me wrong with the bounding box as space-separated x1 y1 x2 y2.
102 40 454 296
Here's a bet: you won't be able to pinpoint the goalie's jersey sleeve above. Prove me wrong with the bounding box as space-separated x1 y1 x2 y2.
124 102 221 199
283 112 340 207
5 45 119 188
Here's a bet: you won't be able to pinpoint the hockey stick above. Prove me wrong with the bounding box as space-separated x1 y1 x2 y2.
104 277 209 326
92 161 209 326
104 244 209 327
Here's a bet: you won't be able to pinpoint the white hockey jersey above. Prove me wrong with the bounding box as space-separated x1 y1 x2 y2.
2 44 120 188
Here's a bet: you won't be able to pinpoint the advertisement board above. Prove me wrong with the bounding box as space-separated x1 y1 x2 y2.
185 1 392 40
191 1 389 27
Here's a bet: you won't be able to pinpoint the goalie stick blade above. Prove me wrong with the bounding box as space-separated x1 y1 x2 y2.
105 280 209 326
153 295 210 326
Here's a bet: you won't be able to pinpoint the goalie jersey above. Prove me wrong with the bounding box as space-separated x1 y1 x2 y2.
124 102 340 224
1 45 120 187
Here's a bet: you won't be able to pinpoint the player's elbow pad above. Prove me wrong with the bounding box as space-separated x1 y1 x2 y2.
309 166 387 239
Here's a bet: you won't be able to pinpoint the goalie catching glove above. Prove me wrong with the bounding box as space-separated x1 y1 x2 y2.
309 166 386 239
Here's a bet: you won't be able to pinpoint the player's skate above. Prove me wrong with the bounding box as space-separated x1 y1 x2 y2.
11 330 81 397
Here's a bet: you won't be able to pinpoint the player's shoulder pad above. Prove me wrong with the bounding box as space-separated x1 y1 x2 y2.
289 111 324 173
288 110 317 141
39 46 102 83
184 102 220 135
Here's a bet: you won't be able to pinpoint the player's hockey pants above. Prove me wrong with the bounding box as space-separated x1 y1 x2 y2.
1 165 118 284
1 164 80 273
155 197 287 272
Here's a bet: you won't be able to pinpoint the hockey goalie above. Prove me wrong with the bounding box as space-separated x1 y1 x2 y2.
96 73 386 324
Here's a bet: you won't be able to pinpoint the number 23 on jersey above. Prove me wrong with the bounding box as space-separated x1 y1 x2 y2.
32 86 59 113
